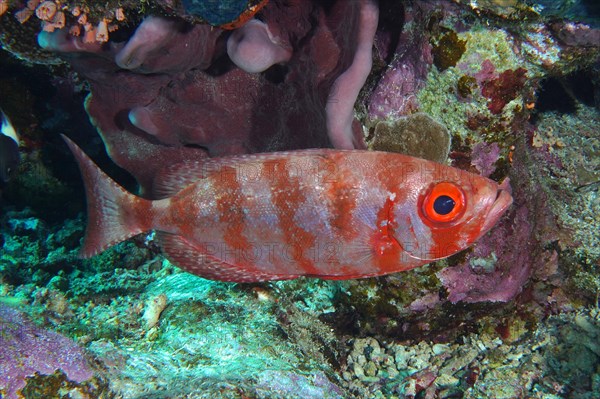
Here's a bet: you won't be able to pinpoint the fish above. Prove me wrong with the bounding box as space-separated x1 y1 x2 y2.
63 134 512 282
0 109 20 184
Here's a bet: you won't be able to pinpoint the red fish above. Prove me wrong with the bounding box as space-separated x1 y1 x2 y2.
63 135 512 282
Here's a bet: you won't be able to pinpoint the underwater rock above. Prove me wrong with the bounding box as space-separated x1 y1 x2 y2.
83 272 348 398
367 1 433 120
0 7 63 64
368 113 451 163
1 0 134 49
181 0 268 28
256 370 344 399
548 20 600 47
536 0 600 28
437 204 534 303
530 106 600 304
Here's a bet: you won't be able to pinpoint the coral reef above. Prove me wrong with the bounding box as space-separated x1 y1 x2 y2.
34 0 375 191
10 0 131 44
530 106 600 302
0 208 349 397
340 309 600 398
1 0 600 398
366 1 433 121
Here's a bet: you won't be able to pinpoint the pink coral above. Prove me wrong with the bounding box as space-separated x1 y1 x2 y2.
0 304 94 399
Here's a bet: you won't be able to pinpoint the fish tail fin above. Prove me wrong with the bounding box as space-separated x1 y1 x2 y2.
62 134 152 258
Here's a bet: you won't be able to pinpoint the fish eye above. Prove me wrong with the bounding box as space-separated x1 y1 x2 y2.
422 182 465 223
433 195 455 215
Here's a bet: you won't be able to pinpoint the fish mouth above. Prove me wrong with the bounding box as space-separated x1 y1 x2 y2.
480 188 513 233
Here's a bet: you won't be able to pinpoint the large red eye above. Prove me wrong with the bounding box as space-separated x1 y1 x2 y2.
422 182 465 223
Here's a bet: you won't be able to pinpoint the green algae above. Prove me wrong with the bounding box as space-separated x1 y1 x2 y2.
80 270 345 398
418 27 532 145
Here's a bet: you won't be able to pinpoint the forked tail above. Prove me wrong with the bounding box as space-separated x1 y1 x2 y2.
62 135 152 258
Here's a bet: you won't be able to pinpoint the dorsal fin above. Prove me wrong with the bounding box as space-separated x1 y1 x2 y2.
153 160 209 199
152 148 344 199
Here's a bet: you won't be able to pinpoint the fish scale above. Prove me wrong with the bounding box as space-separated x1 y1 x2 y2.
63 135 512 282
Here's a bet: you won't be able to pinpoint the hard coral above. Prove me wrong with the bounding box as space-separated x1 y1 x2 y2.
35 1 56 21
368 113 450 163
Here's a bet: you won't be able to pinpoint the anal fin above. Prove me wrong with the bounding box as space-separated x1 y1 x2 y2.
157 232 297 282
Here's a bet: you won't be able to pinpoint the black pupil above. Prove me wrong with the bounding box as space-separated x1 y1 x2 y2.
433 195 455 215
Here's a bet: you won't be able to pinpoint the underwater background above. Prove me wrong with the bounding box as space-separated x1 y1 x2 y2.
0 0 599 398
